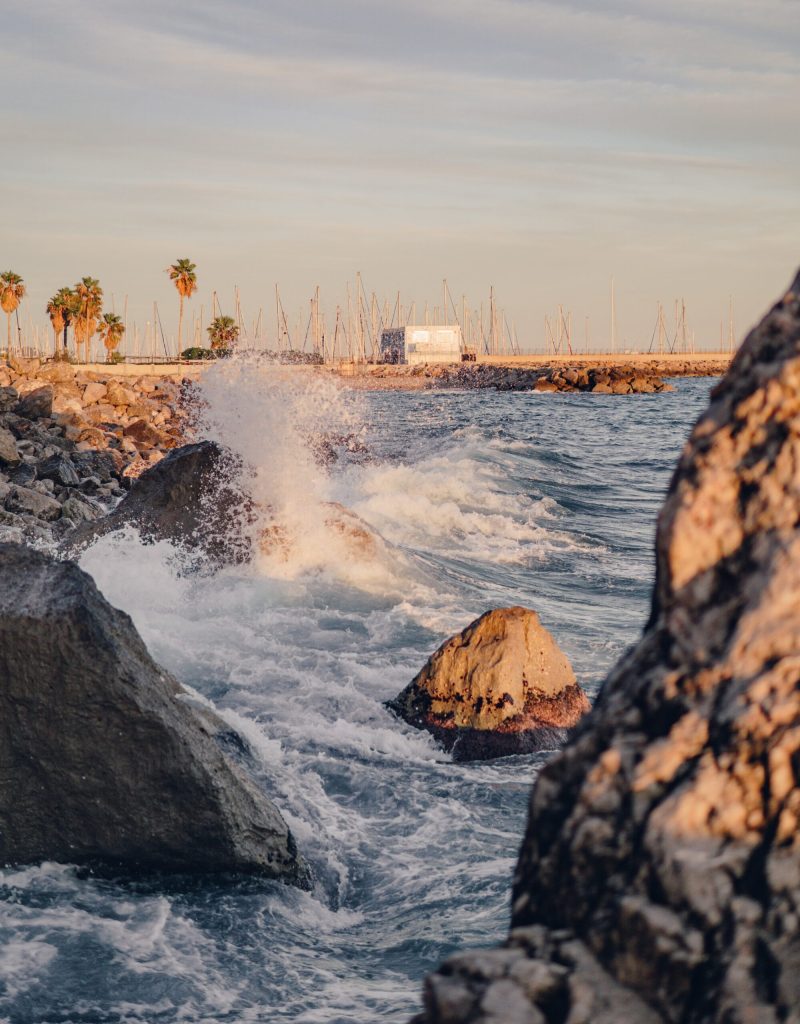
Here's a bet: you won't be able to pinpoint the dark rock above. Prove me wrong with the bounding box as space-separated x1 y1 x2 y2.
71 449 120 481
0 387 19 413
14 385 54 419
389 607 589 762
9 463 36 487
4 484 62 521
66 441 254 563
413 269 800 1021
36 454 80 488
0 543 307 883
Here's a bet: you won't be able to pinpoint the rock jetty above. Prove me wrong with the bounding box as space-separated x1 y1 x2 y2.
389 607 590 761
0 357 185 544
0 543 307 883
412 273 800 1022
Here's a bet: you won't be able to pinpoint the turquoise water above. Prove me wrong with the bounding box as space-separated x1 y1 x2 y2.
0 376 713 1023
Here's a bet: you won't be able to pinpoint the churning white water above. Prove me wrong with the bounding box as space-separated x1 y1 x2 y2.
0 364 715 1023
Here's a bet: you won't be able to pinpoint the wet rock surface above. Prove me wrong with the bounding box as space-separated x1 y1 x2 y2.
0 542 307 883
389 607 590 761
413 275 800 1022
67 440 255 563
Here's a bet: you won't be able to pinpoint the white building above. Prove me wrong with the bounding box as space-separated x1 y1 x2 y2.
379 325 464 365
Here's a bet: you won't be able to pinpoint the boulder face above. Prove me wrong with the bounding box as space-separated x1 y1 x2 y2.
414 273 800 1024
0 543 306 884
389 607 589 761
67 440 255 563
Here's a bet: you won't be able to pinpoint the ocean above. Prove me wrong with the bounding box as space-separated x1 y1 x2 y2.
0 366 715 1024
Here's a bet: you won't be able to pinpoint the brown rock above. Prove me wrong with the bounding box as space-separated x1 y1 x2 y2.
534 379 559 393
389 607 589 761
414 270 800 1021
105 381 137 407
124 418 164 446
591 382 613 394
82 381 107 405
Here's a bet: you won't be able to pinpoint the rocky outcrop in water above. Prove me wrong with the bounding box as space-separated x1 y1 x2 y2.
413 274 800 1022
67 440 255 564
389 607 589 761
0 542 306 883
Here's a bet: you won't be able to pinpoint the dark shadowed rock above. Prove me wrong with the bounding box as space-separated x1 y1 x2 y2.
0 543 307 883
0 426 20 467
14 385 53 419
389 607 589 762
412 273 800 1023
36 453 80 488
67 440 254 563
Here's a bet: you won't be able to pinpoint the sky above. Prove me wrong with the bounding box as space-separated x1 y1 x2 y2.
3 0 799 352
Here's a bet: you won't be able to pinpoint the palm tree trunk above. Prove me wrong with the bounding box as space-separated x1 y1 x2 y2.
63 322 68 355
178 293 184 354
6 312 10 354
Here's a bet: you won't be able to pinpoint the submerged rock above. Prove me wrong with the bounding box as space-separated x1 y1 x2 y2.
0 543 307 883
389 607 589 761
413 272 800 1021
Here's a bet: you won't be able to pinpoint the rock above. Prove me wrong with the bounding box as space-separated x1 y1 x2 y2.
14 385 54 419
414 270 800 1021
105 381 137 407
52 393 84 417
9 463 36 487
60 493 103 523
7 355 40 376
36 454 80 488
0 427 20 468
82 381 108 405
533 379 559 393
0 387 19 413
37 361 76 384
0 543 307 882
66 441 253 563
590 382 613 394
630 376 656 394
389 607 589 761
4 484 63 521
71 449 120 482
123 418 165 446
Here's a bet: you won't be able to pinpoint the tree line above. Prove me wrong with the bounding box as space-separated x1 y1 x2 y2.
0 260 240 362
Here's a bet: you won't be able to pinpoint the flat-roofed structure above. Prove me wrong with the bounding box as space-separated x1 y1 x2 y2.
379 325 463 365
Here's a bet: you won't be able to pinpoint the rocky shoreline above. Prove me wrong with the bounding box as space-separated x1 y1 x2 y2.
0 356 186 545
336 356 729 393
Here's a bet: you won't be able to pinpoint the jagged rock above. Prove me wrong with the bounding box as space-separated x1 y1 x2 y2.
14 385 53 419
66 441 253 563
0 543 307 882
36 454 80 488
389 607 589 761
82 381 107 405
123 417 165 446
0 427 20 468
5 484 62 521
105 381 137 407
413 272 800 1022
37 361 76 384
0 387 19 413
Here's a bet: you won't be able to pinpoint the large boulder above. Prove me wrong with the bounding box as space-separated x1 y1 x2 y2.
0 543 306 882
66 440 255 563
389 607 589 761
414 273 800 1023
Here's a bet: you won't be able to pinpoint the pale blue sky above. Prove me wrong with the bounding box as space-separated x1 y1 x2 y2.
3 0 799 350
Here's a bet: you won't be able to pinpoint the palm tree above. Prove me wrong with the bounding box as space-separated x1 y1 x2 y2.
99 312 125 361
207 314 239 353
73 277 103 362
0 271 26 353
47 287 78 355
167 258 197 353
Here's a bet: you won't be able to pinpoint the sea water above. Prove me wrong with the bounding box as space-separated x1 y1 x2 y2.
0 367 715 1024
